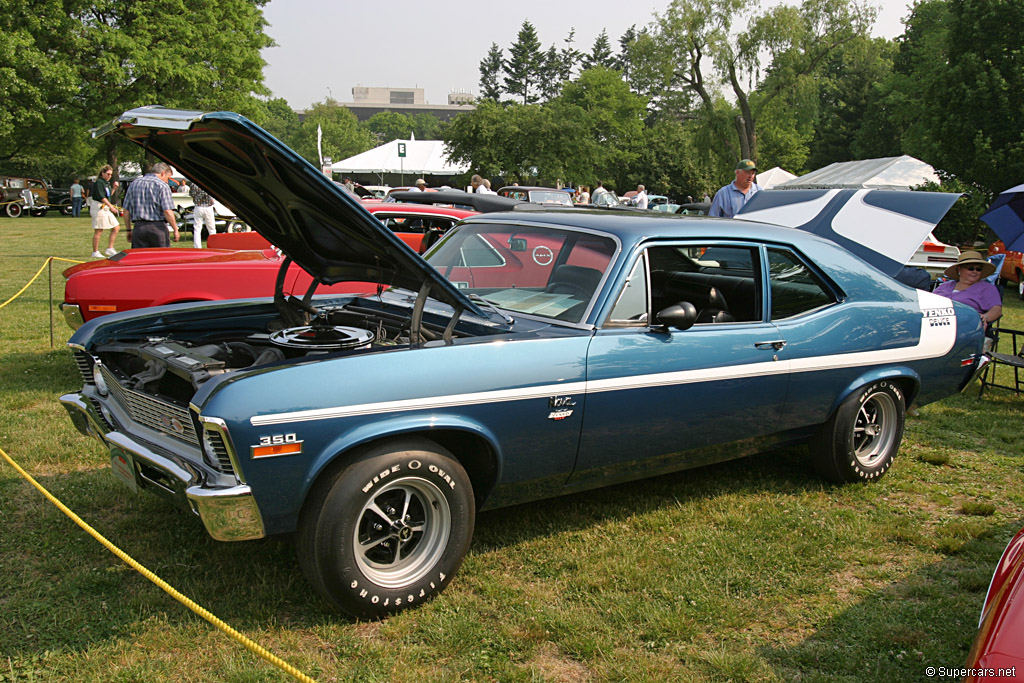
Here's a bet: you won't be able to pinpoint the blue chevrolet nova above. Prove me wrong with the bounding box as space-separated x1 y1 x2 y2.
62 107 987 618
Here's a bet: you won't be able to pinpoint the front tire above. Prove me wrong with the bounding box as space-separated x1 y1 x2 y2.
5 202 23 218
296 439 474 618
1016 270 1023 300
811 381 905 483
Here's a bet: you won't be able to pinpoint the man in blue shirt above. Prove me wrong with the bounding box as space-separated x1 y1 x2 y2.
123 162 180 247
709 159 760 218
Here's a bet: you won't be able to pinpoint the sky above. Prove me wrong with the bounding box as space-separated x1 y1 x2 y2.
260 0 911 110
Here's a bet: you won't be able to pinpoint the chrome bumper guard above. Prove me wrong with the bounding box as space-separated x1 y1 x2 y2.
59 303 84 330
960 353 991 393
60 392 265 542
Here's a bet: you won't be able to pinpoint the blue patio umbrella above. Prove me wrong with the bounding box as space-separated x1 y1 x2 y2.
980 183 1024 252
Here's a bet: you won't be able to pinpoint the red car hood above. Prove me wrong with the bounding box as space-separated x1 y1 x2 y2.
63 248 279 277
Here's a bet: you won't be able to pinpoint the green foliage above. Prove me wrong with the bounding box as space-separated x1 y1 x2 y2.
923 0 1024 194
0 1 274 178
363 111 414 145
290 100 374 166
584 29 615 70
917 174 993 247
252 98 302 150
478 43 504 102
503 21 544 105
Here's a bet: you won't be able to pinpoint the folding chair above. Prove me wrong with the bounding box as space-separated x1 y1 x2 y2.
978 319 1024 396
985 252 1006 286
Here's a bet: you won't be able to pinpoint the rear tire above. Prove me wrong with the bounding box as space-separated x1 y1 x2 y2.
811 381 905 483
296 438 474 618
1016 270 1023 300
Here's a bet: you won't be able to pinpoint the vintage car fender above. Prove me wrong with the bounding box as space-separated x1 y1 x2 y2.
300 413 505 503
821 367 920 418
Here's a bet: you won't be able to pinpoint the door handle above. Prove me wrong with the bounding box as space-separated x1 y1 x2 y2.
755 340 787 351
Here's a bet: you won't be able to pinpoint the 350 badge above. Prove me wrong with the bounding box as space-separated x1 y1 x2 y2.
250 432 303 458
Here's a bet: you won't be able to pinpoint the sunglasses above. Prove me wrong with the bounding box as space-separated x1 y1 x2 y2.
961 265 985 272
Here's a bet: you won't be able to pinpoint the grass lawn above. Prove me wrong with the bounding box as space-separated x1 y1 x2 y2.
1 215 1022 682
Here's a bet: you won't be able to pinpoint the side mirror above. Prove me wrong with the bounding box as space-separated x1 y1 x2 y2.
654 301 697 331
508 237 527 252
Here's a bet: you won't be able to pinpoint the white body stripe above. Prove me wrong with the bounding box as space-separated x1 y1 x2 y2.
249 292 958 427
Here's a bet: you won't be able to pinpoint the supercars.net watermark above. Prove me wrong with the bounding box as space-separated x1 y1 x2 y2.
924 666 1017 678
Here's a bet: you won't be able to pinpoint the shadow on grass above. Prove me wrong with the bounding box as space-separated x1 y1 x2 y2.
0 349 81 394
759 519 1021 682
0 445 821 659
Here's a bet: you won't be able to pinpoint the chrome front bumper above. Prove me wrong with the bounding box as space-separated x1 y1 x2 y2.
60 392 265 541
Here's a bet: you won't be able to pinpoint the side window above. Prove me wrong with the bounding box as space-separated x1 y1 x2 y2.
767 248 835 320
608 255 649 325
649 244 762 324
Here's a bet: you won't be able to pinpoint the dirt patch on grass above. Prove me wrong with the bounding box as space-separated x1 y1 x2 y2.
524 642 592 682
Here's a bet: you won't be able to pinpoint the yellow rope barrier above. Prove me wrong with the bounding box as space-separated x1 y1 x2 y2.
0 257 85 310
0 445 318 683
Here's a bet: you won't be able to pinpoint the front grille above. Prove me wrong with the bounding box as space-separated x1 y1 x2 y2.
100 365 199 447
203 430 236 476
74 350 94 384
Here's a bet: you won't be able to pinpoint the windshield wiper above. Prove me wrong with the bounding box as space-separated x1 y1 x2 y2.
469 294 514 326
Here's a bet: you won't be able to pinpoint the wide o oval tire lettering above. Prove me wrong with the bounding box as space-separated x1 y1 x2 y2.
295 438 474 619
810 381 905 484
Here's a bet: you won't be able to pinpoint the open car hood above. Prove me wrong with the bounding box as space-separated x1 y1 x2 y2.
735 189 961 277
92 106 484 317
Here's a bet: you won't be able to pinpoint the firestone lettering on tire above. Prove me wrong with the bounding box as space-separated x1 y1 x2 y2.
347 572 448 607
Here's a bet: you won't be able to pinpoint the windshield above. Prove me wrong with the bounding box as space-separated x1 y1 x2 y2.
427 223 617 323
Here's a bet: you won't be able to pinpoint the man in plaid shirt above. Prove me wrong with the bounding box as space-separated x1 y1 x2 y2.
190 183 217 248
123 162 180 248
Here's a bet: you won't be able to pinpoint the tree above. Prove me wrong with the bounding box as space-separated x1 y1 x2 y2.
364 111 415 145
649 0 875 162
585 30 616 70
922 0 1024 193
255 97 302 150
411 113 443 141
803 37 896 170
503 21 544 104
0 0 80 162
538 46 564 102
292 99 374 165
0 1 275 179
478 43 504 101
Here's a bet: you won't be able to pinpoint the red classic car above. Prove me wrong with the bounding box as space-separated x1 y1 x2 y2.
964 524 1024 681
60 201 484 329
988 240 1024 299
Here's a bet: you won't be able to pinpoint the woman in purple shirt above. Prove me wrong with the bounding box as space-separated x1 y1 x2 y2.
934 251 1002 332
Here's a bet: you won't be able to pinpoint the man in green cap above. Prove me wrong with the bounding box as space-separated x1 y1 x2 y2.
709 159 760 218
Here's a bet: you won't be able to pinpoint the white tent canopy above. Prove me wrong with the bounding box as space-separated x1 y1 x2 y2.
331 139 468 176
756 166 797 189
775 155 939 191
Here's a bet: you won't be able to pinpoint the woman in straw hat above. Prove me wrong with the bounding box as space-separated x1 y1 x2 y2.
934 250 1002 331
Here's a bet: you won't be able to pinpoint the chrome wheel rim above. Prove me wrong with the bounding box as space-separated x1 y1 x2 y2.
852 391 899 468
353 476 450 588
